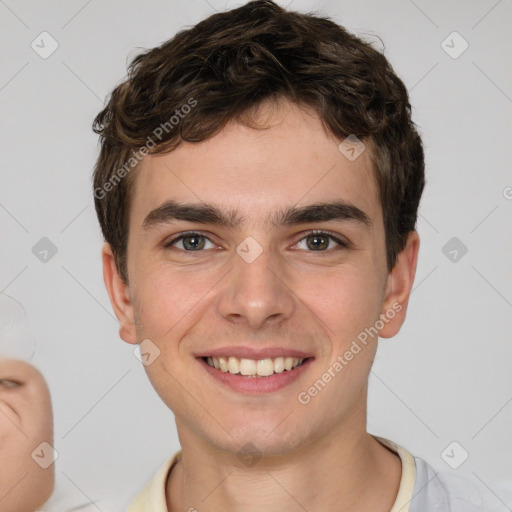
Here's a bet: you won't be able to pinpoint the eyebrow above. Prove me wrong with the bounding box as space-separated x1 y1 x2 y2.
141 199 371 231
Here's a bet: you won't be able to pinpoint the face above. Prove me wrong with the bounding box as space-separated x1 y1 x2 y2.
0 358 54 512
103 98 419 456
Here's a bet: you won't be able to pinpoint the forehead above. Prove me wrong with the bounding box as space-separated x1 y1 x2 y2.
129 99 381 230
0 358 42 380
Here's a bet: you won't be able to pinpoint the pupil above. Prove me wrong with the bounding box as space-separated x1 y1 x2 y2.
308 235 327 250
185 236 204 250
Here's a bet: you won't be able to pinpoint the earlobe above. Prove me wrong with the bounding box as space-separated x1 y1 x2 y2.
379 231 420 339
101 243 138 345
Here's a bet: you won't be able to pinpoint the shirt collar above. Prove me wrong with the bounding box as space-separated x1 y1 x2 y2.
127 436 416 512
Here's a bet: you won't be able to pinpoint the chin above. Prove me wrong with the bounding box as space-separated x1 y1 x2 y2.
203 413 310 457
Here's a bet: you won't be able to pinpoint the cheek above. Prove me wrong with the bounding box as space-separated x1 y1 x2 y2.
24 381 54 439
133 264 217 341
134 268 209 394
0 407 53 496
32 399 54 445
306 264 384 341
0 429 24 493
0 396 19 425
302 265 384 400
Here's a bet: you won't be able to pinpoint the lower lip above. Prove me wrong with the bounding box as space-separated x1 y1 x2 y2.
198 357 313 394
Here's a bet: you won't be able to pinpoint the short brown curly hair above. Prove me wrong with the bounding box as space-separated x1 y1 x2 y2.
92 0 425 284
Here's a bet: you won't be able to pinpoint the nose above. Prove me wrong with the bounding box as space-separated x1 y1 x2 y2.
217 243 296 330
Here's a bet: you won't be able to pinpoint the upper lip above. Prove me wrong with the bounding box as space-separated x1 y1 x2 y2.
195 346 314 360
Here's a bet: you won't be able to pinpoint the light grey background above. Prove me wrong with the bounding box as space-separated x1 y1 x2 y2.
1 0 511 510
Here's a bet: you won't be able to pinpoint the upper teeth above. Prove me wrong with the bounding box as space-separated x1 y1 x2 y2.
206 356 305 376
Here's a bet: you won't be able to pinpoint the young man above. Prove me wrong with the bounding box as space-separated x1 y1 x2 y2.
93 1 485 510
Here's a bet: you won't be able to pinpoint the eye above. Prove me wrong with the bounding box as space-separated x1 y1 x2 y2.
294 230 348 251
0 379 20 389
164 232 217 251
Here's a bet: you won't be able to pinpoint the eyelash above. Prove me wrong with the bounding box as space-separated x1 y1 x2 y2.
164 230 348 252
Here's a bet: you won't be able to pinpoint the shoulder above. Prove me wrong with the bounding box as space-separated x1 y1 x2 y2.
374 436 492 512
127 451 181 512
410 456 486 512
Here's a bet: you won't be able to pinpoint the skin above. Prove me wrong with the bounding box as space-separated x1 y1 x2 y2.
0 358 54 512
103 97 419 512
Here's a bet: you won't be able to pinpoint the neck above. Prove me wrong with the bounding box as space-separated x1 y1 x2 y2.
166 423 402 512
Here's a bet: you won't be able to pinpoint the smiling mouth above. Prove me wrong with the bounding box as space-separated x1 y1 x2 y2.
202 356 309 377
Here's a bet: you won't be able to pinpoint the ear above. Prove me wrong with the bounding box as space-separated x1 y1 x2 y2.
101 243 138 344
379 231 420 338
